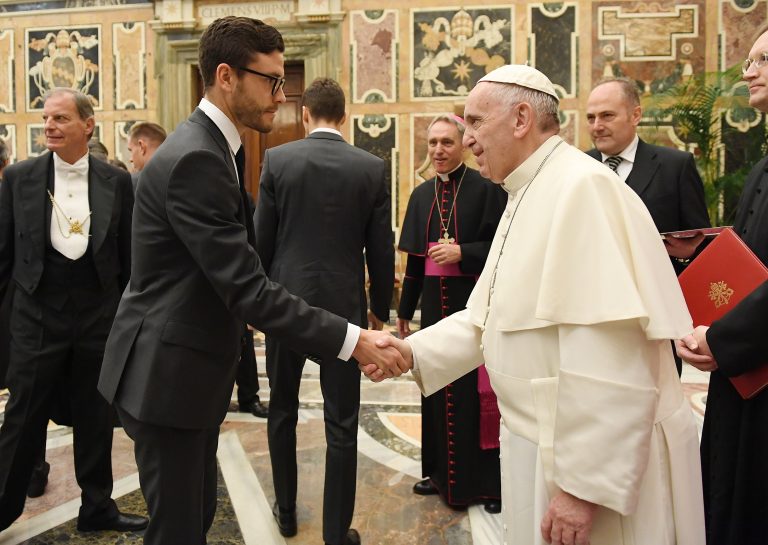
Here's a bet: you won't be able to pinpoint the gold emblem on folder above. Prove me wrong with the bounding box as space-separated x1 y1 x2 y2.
709 281 734 308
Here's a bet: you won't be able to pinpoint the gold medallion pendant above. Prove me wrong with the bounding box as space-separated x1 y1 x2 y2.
69 220 84 236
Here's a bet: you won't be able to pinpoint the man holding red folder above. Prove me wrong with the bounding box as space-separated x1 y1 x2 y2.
677 25 768 545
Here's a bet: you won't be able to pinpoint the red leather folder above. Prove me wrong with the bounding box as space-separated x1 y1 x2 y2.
678 227 768 399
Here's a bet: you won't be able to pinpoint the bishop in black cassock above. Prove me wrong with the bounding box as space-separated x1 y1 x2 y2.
398 161 505 510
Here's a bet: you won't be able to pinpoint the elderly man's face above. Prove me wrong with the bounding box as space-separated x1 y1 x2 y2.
427 120 464 174
585 81 640 156
43 93 93 164
744 30 768 113
462 83 522 183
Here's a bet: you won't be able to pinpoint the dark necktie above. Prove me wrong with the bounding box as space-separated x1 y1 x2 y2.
605 155 622 174
234 147 256 248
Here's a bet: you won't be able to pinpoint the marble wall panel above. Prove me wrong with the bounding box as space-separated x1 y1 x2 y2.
410 114 437 188
113 22 146 109
351 113 398 228
0 124 18 164
0 0 147 12
720 0 768 70
559 110 578 147
114 120 136 163
350 10 398 104
0 30 15 113
529 3 578 98
593 1 705 95
26 25 102 111
411 6 513 100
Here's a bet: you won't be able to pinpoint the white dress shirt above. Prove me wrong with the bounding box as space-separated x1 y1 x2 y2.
599 134 639 182
50 152 90 260
197 99 360 361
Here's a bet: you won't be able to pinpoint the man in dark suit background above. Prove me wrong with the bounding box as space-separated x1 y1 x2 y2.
0 88 146 533
255 77 394 545
585 77 710 274
97 17 404 545
126 121 166 191
586 77 711 375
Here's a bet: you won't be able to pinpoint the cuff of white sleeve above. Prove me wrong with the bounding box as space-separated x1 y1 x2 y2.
338 323 361 361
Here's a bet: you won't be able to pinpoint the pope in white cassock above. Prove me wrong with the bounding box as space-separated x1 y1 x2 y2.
368 65 704 545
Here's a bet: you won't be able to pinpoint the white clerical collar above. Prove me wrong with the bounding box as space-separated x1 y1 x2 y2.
53 151 89 173
437 163 464 182
600 134 638 165
199 98 242 155
502 135 563 194
310 127 343 137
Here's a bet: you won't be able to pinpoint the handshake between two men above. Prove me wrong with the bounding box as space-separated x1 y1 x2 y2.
351 330 412 381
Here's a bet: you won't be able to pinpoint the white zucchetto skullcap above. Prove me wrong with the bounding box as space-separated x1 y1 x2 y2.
478 64 559 102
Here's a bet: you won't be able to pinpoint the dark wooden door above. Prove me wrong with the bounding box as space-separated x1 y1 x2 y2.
244 62 305 199
190 62 305 199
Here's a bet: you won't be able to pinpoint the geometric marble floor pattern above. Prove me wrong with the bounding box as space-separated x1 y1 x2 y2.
0 345 710 545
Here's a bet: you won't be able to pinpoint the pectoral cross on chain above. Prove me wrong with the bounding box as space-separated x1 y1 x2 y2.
438 230 455 245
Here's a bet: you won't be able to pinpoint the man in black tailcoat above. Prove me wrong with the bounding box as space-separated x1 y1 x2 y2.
0 88 145 533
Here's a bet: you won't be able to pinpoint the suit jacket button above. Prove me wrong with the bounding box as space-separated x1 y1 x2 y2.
23 258 29 264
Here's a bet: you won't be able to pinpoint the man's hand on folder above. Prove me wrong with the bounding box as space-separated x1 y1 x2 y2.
676 326 718 372
664 233 705 259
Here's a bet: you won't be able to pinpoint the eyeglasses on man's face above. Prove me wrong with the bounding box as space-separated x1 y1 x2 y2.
237 66 286 95
742 52 768 75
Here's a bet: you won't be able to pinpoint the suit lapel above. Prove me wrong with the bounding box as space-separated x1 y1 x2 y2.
189 108 238 185
88 157 115 255
18 153 53 259
625 139 658 197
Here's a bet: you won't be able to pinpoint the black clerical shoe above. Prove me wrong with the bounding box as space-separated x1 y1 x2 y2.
272 501 297 537
326 528 361 545
26 461 50 498
76 511 149 532
239 400 269 418
483 500 502 514
412 478 438 496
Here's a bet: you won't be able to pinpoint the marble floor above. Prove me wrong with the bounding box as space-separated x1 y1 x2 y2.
0 330 709 545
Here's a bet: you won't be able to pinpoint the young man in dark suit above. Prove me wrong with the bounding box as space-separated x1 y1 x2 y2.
97 17 404 545
255 77 394 545
0 88 145 533
585 77 711 274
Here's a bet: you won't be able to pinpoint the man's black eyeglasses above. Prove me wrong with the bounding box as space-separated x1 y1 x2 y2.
237 67 286 96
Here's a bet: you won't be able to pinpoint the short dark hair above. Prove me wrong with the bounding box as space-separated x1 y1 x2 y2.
0 138 9 169
301 78 345 123
198 17 285 90
593 77 641 108
129 121 167 145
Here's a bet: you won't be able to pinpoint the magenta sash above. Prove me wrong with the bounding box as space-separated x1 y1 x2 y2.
477 365 501 450
425 242 475 277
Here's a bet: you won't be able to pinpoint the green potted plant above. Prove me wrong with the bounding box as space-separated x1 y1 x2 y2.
646 65 767 225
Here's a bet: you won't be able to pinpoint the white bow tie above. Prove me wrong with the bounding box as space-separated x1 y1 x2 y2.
59 162 89 177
